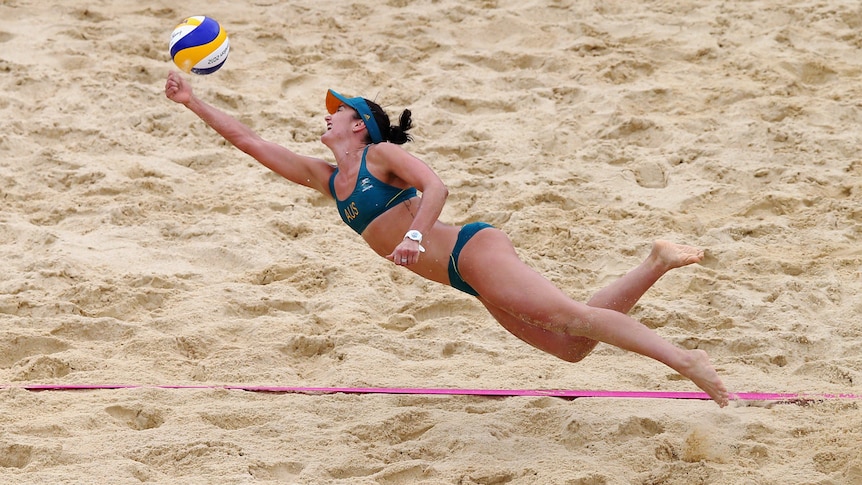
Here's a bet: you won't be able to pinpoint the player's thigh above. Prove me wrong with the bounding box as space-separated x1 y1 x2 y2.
458 229 586 330
480 299 598 362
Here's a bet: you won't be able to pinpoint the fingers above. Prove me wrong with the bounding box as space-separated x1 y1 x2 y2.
391 255 411 266
386 252 418 266
164 73 179 98
164 71 191 104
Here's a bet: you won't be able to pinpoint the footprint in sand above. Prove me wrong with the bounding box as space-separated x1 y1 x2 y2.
105 405 165 431
0 443 34 469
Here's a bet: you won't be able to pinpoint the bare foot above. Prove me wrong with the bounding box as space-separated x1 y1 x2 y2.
678 349 729 407
650 240 704 272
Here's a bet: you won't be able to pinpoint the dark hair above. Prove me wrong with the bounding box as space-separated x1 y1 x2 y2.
359 99 414 145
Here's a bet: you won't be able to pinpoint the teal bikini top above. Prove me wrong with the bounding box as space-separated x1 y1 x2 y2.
329 146 418 234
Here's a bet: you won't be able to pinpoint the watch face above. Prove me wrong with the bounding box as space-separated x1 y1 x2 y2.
406 230 422 241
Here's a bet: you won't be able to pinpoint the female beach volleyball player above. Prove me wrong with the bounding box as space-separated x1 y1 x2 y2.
164 71 729 407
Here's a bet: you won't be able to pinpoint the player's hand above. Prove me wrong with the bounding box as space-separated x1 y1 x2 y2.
387 239 424 266
165 71 192 105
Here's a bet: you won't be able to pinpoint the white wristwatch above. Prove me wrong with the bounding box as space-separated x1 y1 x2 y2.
404 230 426 252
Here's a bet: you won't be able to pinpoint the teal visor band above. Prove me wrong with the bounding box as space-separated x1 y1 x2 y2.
326 89 383 144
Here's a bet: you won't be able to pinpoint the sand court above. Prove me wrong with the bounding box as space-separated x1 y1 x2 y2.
1 0 861 483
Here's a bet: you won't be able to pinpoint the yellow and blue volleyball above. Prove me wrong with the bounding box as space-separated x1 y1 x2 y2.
169 16 230 75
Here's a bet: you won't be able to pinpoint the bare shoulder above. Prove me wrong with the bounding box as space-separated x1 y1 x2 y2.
366 142 442 191
367 142 409 159
367 142 424 169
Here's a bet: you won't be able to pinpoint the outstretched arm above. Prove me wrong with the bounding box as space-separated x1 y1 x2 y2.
164 71 335 196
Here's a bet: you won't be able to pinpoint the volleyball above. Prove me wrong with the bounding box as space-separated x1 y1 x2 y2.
169 16 230 75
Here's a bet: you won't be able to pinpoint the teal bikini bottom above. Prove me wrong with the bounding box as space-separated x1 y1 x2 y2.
447 222 494 296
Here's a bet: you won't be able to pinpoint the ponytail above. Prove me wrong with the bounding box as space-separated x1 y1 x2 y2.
364 99 414 145
388 109 413 145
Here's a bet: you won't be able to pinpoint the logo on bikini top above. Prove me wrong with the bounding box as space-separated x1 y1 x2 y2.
359 177 373 192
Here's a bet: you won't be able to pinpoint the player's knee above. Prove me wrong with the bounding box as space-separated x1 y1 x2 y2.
553 340 597 363
557 352 585 363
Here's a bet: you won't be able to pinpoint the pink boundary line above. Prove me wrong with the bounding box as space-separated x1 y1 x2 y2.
2 384 859 402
